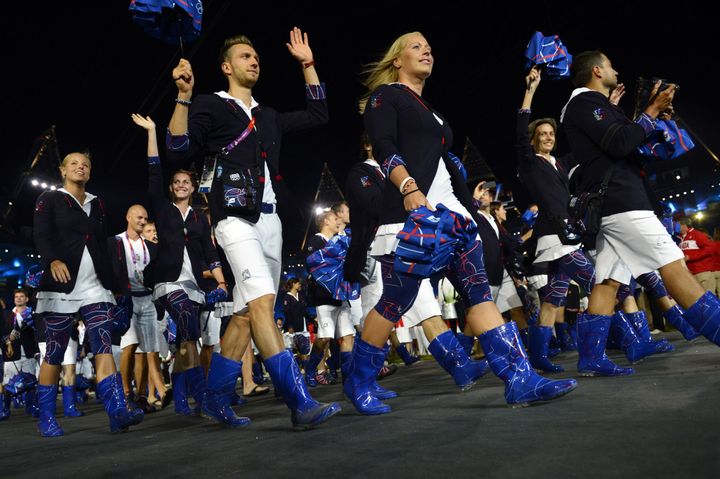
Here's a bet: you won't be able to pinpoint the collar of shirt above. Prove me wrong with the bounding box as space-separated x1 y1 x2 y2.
560 87 594 123
215 91 259 121
58 187 96 207
173 203 193 222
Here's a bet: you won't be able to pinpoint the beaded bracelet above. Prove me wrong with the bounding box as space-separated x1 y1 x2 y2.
175 98 192 106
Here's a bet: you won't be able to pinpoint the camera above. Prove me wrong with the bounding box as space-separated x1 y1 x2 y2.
635 77 679 111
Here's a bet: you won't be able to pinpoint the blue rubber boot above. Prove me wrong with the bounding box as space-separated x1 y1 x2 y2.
342 337 392 415
304 351 324 388
37 384 63 437
456 334 476 357
548 334 561 358
25 388 39 417
684 291 720 346
1 392 10 421
343 349 397 400
395 343 420 366
611 311 659 363
184 366 207 414
664 304 700 341
626 311 674 353
576 313 634 376
201 353 251 427
115 375 144 426
428 330 489 391
62 386 84 417
478 322 577 407
528 326 564 373
97 373 142 433
171 371 193 416
265 350 341 429
555 322 577 351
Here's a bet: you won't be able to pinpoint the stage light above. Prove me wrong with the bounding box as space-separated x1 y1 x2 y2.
13 260 20 267
314 206 326 215
41 182 48 188
50 185 56 191
31 179 39 186
696 212 704 220
691 190 694 193
676 175 681 180
7 201 11 205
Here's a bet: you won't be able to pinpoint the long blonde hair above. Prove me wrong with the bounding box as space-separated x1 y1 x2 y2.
358 32 424 114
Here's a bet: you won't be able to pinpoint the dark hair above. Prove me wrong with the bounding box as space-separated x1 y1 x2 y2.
219 35 254 64
528 117 557 141
285 278 300 290
570 50 605 88
14 288 28 297
360 132 372 159
678 218 693 227
331 201 348 215
489 201 503 221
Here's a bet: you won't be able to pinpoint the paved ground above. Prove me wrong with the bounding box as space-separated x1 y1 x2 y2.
2 331 719 479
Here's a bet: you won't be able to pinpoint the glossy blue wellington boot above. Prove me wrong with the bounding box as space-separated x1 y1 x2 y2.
171 371 193 416
611 311 659 363
115 375 144 426
663 304 700 341
555 322 577 351
664 304 700 341
201 353 251 427
62 386 84 417
576 313 634 376
304 351 323 388
428 330 489 391
683 291 720 346
456 333 476 357
1 392 11 421
37 384 63 437
528 326 564 373
342 338 392 415
25 388 39 417
478 322 577 407
395 343 420 366
97 373 142 433
626 311 674 353
265 350 341 429
343 349 397 400
184 366 207 414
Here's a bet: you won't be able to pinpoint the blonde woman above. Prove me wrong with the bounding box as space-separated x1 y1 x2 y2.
344 32 577 415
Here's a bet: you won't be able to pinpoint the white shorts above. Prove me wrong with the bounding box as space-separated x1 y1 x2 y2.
39 339 77 366
595 211 684 285
395 320 413 344
200 310 221 347
3 357 37 385
403 279 442 328
360 267 383 326
316 304 355 339
349 298 363 326
215 214 282 315
491 270 523 313
360 267 440 329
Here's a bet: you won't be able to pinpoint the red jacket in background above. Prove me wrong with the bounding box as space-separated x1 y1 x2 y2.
680 228 714 274
713 240 720 271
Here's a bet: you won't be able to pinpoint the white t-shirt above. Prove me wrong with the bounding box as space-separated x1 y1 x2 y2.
120 233 150 292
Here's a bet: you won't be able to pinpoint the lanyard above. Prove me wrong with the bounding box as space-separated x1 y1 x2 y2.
221 117 256 155
125 233 148 267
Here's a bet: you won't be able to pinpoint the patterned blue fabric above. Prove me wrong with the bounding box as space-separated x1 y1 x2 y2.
129 0 202 46
394 203 478 279
638 119 695 160
524 31 572 79
306 234 361 301
205 287 229 307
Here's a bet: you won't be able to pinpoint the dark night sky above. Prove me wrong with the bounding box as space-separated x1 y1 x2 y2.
2 1 717 253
